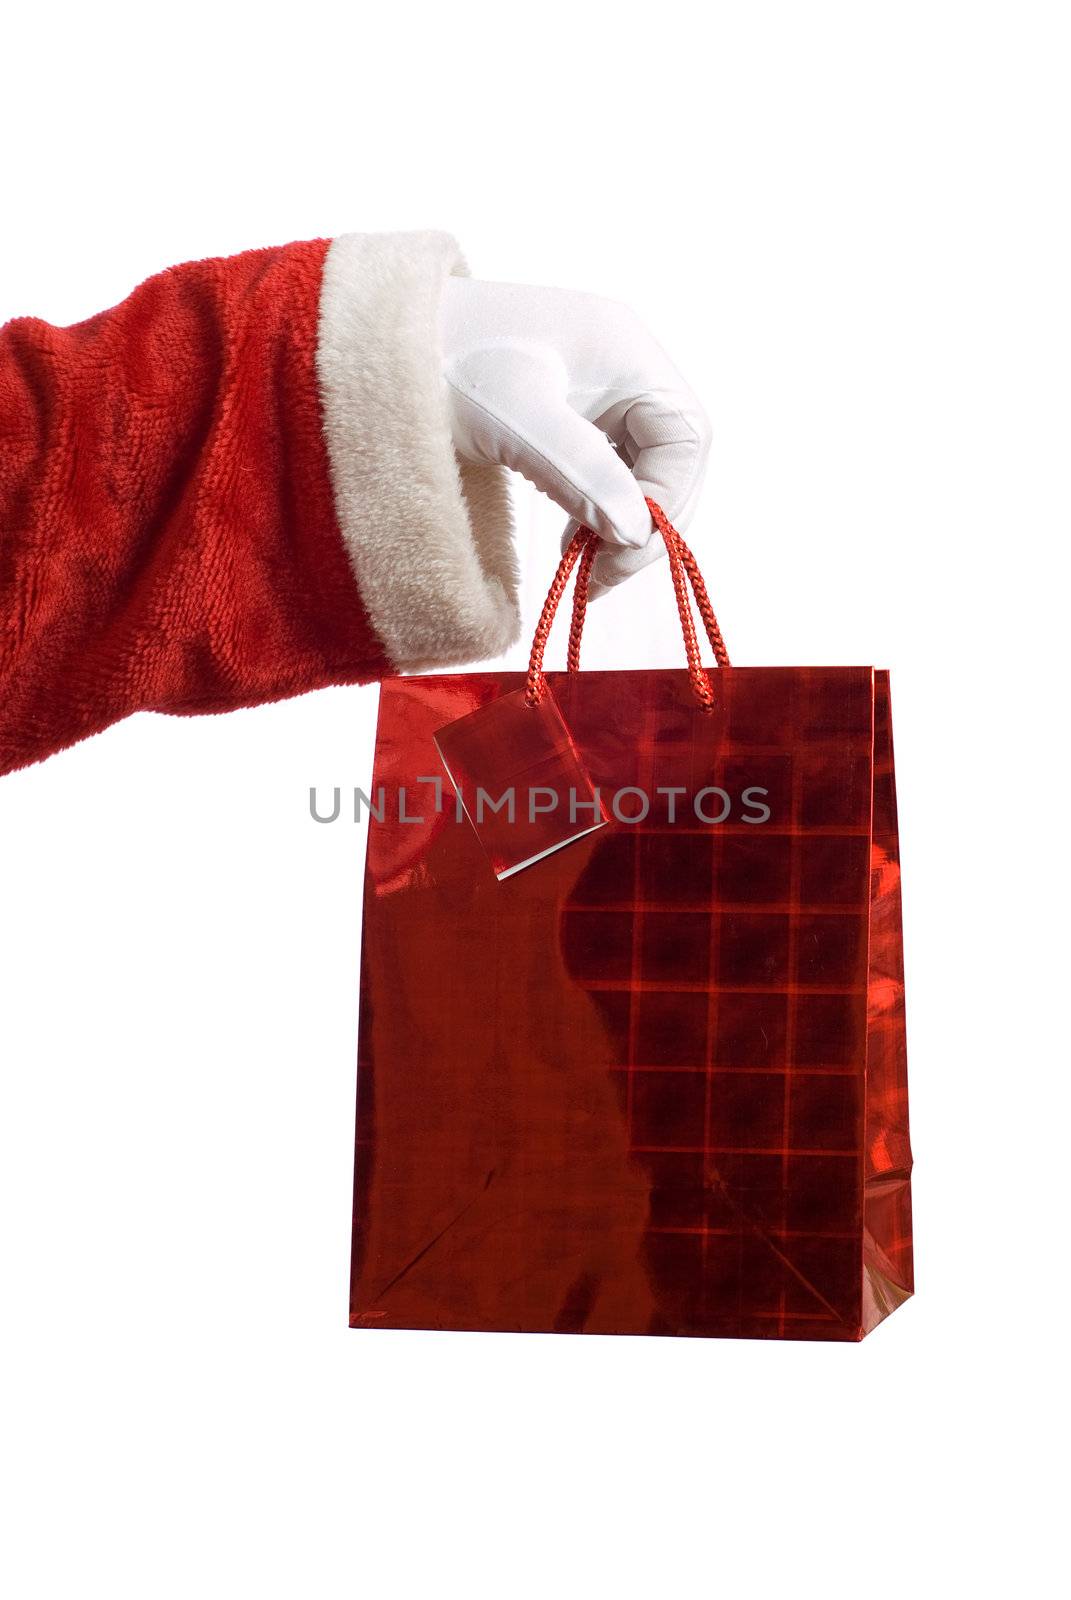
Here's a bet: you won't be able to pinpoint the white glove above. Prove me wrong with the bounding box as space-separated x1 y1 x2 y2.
440 278 711 597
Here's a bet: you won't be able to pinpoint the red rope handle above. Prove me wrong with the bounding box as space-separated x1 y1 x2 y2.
567 536 597 671
647 499 730 669
524 526 597 706
525 501 730 709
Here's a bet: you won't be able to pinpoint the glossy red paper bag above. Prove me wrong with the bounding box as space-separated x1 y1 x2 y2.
350 514 912 1341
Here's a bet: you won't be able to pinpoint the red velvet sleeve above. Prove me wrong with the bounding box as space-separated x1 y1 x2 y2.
0 239 389 776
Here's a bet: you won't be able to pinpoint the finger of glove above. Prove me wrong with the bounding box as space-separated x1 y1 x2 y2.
618 394 711 530
561 393 711 593
555 524 667 600
448 355 653 548
589 534 667 597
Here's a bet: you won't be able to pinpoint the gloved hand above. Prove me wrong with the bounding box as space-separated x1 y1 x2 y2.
440 278 711 597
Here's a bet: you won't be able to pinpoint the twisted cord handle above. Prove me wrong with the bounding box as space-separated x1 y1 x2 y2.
525 500 730 710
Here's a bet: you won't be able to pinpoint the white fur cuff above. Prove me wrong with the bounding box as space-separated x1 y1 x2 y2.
315 232 520 671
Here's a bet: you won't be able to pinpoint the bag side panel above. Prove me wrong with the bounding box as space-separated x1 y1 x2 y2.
861 670 914 1334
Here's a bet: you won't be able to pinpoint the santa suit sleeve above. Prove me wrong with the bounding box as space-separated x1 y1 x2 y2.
0 232 519 776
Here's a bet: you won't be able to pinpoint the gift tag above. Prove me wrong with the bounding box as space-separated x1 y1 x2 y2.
434 686 606 879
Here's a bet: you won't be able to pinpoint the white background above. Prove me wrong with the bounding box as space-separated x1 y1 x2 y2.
1 4 1068 1596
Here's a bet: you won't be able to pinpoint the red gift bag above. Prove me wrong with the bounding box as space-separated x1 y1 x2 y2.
350 507 912 1341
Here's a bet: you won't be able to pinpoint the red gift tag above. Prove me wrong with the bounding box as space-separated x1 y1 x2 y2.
434 685 606 879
